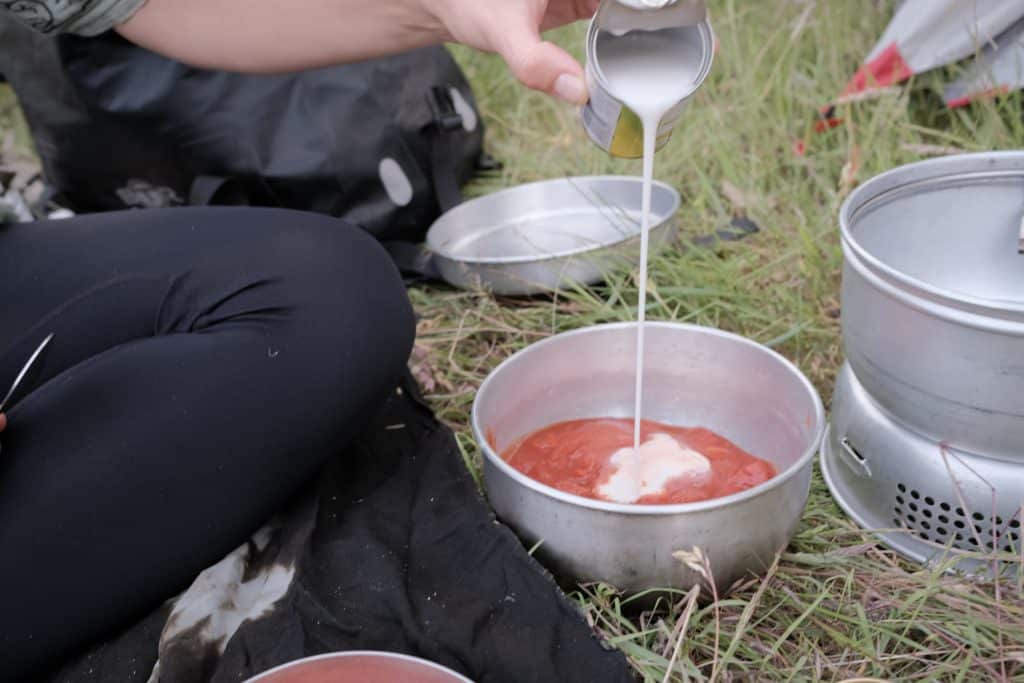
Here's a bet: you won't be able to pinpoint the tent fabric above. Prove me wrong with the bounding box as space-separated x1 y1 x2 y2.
848 0 1022 95
827 0 1024 112
808 1 1024 148
944 14 1024 107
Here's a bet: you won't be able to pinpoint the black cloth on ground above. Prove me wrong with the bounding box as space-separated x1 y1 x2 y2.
45 372 634 683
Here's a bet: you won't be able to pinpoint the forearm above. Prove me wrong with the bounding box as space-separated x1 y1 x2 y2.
117 0 451 73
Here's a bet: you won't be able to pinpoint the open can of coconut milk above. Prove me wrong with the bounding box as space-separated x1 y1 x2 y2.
582 0 715 158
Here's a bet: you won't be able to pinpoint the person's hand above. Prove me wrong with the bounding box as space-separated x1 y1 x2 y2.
432 0 601 104
0 413 6 433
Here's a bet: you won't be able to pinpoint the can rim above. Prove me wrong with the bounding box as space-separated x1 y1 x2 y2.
840 151 1024 321
586 9 716 108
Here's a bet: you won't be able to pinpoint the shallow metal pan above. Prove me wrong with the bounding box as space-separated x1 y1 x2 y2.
426 176 680 295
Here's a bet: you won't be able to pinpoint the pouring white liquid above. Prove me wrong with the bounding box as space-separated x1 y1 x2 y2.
594 25 706 452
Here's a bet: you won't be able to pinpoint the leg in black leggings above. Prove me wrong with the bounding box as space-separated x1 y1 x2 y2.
0 208 415 678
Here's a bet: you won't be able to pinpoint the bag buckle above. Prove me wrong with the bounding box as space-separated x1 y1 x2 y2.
427 86 465 133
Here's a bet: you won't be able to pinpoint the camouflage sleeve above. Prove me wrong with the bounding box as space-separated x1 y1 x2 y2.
1 0 148 36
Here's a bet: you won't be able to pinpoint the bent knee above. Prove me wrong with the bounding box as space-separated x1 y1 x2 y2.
263 211 415 392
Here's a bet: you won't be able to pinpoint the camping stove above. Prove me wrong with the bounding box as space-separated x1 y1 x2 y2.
821 152 1024 572
822 364 1023 572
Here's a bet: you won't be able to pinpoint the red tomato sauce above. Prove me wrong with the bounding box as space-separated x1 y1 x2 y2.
500 418 777 505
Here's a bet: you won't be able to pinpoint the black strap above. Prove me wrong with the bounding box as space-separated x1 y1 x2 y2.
393 87 469 282
429 132 464 215
384 240 442 284
426 86 466 214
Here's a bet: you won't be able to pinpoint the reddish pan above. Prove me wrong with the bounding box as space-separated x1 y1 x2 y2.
245 652 474 683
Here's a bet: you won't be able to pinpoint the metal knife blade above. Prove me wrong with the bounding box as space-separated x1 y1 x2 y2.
0 333 54 414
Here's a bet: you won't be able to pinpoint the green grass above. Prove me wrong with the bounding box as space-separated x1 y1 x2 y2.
0 84 31 151
419 1 1024 680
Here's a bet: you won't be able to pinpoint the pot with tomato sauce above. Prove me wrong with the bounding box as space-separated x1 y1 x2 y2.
473 322 825 593
244 652 473 683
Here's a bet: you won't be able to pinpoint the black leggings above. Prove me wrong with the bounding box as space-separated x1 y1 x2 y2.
0 208 415 678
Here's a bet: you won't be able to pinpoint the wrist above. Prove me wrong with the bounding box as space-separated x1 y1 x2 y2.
418 0 455 43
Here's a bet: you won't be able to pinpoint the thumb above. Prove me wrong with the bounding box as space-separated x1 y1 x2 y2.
500 30 588 105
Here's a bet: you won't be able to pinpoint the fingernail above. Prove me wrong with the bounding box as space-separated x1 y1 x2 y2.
553 73 587 105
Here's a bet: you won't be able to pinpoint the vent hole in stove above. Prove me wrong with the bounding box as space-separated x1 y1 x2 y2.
892 485 1022 554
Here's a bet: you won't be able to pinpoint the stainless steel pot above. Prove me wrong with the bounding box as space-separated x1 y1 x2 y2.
472 322 825 593
841 152 1024 460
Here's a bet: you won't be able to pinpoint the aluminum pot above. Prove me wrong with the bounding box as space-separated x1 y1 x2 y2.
840 152 1024 461
472 322 825 593
245 652 473 683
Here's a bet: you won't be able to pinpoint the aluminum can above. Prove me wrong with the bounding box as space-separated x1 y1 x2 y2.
581 0 714 158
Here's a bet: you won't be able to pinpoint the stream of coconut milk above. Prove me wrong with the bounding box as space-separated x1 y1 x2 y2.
594 22 706 472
